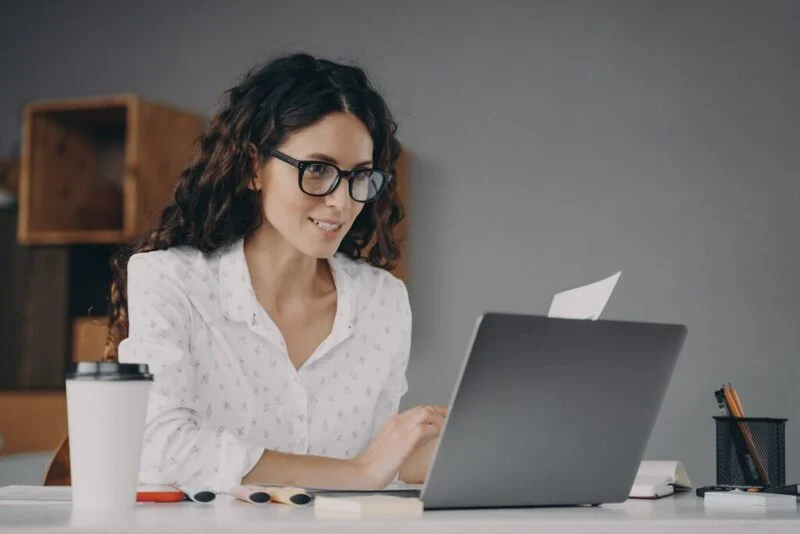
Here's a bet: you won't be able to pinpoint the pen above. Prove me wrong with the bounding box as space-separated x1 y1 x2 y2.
228 485 271 504
761 484 799 496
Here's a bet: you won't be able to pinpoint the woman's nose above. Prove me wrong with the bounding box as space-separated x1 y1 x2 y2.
324 178 353 211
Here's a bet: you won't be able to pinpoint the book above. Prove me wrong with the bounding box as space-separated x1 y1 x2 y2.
629 461 692 499
313 495 423 518
704 489 796 508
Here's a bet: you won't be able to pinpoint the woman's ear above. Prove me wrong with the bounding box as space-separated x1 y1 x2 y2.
246 142 262 192
248 170 262 192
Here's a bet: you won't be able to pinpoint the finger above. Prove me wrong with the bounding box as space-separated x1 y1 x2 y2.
410 410 446 431
398 405 434 422
430 405 448 416
395 405 447 429
424 413 447 430
421 409 446 423
419 405 448 417
420 419 444 441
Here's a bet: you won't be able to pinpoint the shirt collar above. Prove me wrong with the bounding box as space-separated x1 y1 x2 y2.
218 238 256 324
218 238 358 353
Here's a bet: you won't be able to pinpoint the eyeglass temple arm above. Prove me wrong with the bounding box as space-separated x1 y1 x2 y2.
268 149 300 167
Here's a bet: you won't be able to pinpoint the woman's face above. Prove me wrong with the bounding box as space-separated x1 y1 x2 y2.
254 112 372 258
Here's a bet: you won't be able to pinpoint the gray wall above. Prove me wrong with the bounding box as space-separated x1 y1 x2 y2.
2 0 798 486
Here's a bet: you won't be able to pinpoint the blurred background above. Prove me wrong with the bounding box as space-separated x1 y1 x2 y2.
0 0 798 489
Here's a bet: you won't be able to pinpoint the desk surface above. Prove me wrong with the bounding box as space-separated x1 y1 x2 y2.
1 493 798 533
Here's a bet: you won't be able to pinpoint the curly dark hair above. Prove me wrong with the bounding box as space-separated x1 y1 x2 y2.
103 53 404 360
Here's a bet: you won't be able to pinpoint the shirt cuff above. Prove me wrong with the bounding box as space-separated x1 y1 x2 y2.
207 435 265 493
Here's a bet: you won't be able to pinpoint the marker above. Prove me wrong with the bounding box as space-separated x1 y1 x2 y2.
174 483 216 503
228 485 271 504
262 486 312 506
136 490 186 503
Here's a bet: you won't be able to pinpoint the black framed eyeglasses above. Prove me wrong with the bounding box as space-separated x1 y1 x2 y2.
268 148 392 203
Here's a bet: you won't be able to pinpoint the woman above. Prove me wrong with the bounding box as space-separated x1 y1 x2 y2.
108 53 446 494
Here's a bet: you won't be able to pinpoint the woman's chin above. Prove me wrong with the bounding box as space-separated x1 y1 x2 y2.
297 238 343 259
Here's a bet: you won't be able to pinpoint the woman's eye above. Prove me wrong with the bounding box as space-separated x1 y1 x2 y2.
307 163 330 177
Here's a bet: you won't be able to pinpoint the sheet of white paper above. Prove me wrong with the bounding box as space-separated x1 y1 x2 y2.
0 485 72 504
548 271 621 320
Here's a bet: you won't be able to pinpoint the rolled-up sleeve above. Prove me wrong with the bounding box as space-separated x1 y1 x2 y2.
369 279 412 440
118 253 263 493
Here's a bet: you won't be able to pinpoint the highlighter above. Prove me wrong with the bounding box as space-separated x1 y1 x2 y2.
174 483 216 503
262 486 312 506
136 484 186 503
228 484 271 504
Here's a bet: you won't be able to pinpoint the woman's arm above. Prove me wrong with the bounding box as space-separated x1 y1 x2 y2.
120 254 265 493
398 437 439 484
242 450 364 489
243 406 446 489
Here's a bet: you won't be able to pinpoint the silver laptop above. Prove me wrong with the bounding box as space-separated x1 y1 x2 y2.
420 313 686 509
313 313 687 509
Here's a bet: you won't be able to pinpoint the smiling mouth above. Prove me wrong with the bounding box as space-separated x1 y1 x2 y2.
309 218 343 232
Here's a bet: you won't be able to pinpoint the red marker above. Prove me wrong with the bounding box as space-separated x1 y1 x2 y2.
136 485 186 503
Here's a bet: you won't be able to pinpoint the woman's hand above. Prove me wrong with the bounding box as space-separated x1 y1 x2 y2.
399 437 440 484
352 405 447 489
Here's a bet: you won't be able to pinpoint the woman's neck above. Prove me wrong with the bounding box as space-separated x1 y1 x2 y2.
243 225 330 314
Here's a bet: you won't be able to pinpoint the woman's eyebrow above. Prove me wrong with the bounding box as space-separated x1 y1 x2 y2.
307 152 373 168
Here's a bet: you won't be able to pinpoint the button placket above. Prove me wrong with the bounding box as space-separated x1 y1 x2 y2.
292 382 309 453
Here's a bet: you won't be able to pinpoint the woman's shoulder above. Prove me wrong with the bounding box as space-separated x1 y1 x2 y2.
129 245 204 269
127 245 216 286
334 254 409 305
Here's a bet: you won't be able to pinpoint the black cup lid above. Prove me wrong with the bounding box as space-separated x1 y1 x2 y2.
66 362 153 381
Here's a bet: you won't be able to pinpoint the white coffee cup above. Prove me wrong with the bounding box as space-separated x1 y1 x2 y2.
66 362 153 510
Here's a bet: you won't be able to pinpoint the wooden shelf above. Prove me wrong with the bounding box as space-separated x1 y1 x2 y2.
17 94 204 245
0 390 67 456
0 159 20 196
21 229 125 245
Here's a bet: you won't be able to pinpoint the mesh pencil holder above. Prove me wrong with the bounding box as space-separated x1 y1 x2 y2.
714 416 787 488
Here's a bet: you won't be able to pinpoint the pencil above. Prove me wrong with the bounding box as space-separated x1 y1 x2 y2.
725 383 770 485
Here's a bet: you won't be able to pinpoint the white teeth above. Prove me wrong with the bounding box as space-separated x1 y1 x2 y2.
312 219 341 231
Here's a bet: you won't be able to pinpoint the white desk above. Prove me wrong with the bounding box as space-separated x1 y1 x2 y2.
1 493 798 533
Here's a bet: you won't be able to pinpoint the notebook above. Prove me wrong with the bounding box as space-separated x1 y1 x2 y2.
314 495 423 518
704 489 796 508
629 461 692 499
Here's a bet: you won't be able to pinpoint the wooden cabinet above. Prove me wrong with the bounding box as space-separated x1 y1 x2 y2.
0 207 70 389
1 95 204 391
17 95 204 245
0 208 119 389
